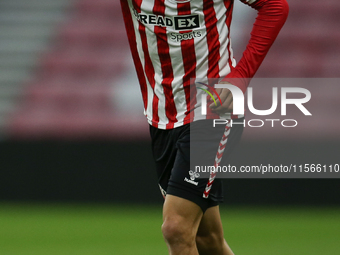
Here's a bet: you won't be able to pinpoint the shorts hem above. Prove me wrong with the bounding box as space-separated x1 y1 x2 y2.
167 185 221 213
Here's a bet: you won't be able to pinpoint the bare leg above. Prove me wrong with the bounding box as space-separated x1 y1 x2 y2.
196 205 234 255
162 195 203 255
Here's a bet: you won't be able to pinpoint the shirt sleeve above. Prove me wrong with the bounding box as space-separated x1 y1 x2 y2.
221 0 289 93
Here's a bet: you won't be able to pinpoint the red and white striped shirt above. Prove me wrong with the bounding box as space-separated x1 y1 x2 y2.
121 0 289 129
121 0 241 129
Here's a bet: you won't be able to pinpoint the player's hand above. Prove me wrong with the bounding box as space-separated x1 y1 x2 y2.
209 81 233 113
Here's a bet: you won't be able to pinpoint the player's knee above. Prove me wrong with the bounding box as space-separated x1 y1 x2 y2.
196 232 225 253
161 218 193 246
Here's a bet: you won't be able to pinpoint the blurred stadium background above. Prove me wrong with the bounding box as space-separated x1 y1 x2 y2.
0 0 339 254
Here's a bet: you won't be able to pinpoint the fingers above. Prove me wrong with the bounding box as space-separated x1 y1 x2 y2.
213 96 233 113
209 88 233 113
207 88 222 104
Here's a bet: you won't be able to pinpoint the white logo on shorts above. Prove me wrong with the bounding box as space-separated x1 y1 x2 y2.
189 170 200 180
184 170 200 186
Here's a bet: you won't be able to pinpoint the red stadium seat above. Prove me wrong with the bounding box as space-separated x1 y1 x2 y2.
7 0 138 139
75 0 122 17
39 45 128 77
59 17 127 47
254 0 340 78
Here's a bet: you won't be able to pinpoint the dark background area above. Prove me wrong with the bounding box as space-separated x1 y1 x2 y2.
1 139 339 206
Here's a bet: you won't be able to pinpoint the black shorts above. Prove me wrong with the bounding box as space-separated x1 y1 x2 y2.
150 119 244 212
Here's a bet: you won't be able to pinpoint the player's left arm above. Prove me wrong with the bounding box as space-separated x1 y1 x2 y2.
210 0 289 113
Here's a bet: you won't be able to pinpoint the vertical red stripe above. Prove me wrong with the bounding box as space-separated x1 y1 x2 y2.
153 0 177 129
224 0 234 70
178 2 196 125
224 0 238 119
120 0 148 111
203 0 221 78
132 0 159 127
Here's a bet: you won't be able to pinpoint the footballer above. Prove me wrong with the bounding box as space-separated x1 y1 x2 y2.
121 0 288 254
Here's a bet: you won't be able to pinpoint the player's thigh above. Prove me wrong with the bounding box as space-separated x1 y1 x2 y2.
196 205 235 255
162 194 203 238
196 205 224 240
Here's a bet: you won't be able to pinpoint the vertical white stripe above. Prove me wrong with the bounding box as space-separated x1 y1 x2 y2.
142 0 169 126
128 0 154 123
182 1 209 124
191 1 209 81
192 1 217 122
214 1 233 77
165 2 188 127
